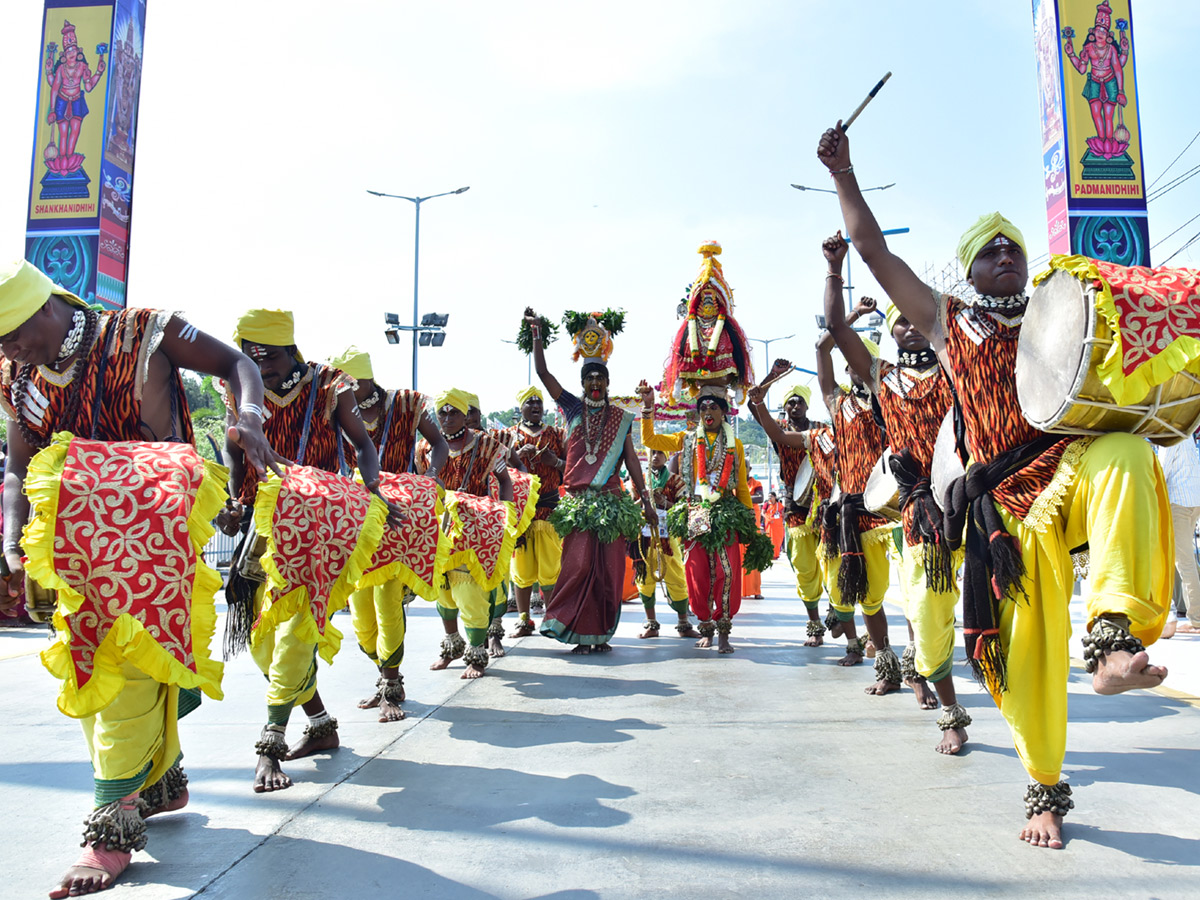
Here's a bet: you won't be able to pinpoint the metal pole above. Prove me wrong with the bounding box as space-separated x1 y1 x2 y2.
412 199 422 391
845 251 853 313
764 342 774 495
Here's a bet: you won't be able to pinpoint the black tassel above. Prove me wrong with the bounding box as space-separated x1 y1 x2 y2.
837 551 868 608
223 532 258 659
966 631 1008 694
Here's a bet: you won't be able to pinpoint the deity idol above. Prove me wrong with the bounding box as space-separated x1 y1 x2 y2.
43 20 106 176
661 241 754 404
1064 1 1131 160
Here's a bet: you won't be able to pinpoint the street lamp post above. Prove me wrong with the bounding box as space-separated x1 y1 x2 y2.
367 186 469 390
747 334 794 494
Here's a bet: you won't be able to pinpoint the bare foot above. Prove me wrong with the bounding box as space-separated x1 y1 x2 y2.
936 727 968 755
695 636 713 649
571 644 592 655
908 678 939 709
430 656 453 671
864 678 900 696
144 788 189 818
358 681 382 709
487 635 505 658
1018 811 1064 849
254 755 292 793
1176 621 1200 634
676 623 701 638
287 728 339 760
461 663 487 679
718 633 735 654
804 632 824 648
1160 618 1176 639
864 639 877 659
639 624 660 639
509 621 536 638
377 696 405 722
50 846 131 898
1092 649 1168 695
837 648 863 667
829 620 846 639
594 642 613 653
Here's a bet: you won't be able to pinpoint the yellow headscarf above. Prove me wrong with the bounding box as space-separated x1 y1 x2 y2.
860 336 880 358
328 346 373 381
781 384 812 406
435 388 471 415
0 259 90 336
233 309 295 348
463 391 481 411
884 303 902 338
516 385 543 405
956 212 1027 274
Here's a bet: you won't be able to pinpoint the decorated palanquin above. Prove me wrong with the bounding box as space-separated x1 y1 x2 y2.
22 433 227 718
251 465 388 663
356 472 454 601
661 240 755 405
1023 255 1200 445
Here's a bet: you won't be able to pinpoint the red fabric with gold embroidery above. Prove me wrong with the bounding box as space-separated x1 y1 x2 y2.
445 492 513 585
506 423 566 520
832 390 890 532
941 296 1075 521
875 361 954 544
1094 260 1200 375
358 471 447 599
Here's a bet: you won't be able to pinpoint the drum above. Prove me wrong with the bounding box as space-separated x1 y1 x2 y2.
863 453 901 521
1016 267 1200 446
792 457 815 506
234 531 268 584
23 575 57 624
930 410 965 512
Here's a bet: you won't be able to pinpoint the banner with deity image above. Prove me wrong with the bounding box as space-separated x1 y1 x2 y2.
1031 0 1149 266
25 0 147 309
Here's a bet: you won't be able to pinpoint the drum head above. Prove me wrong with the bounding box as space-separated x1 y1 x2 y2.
931 410 965 511
793 458 814 503
1016 269 1090 428
864 452 899 515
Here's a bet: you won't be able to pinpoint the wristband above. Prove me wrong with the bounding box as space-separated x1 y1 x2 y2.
239 403 264 420
829 165 854 176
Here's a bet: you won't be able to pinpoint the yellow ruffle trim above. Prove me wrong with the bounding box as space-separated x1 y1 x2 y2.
1022 436 1094 534
861 523 895 547
442 492 519 591
511 473 541 538
1036 255 1200 408
23 432 228 719
250 471 388 664
357 486 454 601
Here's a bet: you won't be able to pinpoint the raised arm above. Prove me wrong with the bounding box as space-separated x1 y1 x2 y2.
746 384 806 449
814 329 839 417
524 307 564 402
816 123 939 342
623 433 660 525
635 382 686 454
822 233 879 388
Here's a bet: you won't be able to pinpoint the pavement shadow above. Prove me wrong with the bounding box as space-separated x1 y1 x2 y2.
1065 673 1191 723
348 758 634 831
1063 745 1200 794
491 668 684 700
1067 823 1200 865
439 705 663 747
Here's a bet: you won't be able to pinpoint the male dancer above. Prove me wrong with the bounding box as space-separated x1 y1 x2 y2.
0 260 277 897
220 310 394 793
818 121 1169 849
634 448 700 639
821 233 969 753
329 347 448 723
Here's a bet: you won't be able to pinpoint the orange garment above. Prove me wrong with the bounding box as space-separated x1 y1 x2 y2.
764 500 785 558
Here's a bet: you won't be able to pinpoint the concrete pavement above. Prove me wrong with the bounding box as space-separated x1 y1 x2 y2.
3 559 1200 899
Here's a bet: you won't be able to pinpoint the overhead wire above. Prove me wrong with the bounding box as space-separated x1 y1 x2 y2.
1147 126 1200 191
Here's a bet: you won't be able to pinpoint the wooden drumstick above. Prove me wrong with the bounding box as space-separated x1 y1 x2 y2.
841 72 892 132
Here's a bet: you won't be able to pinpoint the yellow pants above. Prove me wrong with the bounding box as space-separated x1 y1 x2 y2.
83 659 180 807
635 537 688 605
349 579 409 669
825 527 892 616
250 589 319 725
994 433 1171 786
511 519 563 589
899 542 963 682
438 569 492 645
787 525 823 603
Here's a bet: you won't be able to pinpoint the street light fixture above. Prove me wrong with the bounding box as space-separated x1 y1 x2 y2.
747 333 794 494
790 182 895 194
367 186 470 390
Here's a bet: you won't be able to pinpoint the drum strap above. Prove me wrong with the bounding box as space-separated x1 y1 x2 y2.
889 449 953 593
942 433 1060 695
828 492 870 608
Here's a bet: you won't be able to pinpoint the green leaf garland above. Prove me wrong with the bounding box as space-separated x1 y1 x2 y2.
550 489 644 544
516 315 558 354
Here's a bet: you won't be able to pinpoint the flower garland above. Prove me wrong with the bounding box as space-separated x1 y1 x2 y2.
685 421 735 502
687 314 727 366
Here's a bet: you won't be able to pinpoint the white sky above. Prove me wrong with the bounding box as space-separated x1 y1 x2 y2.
1 1 1195 416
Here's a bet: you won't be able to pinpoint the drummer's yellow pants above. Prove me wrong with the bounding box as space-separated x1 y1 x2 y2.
993 433 1171 787
787 525 824 606
824 526 893 617
636 537 689 615
84 660 180 807
511 520 563 589
438 569 493 646
250 588 319 726
348 579 409 669
898 543 963 682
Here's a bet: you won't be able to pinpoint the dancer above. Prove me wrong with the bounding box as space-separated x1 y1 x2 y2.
0 259 276 897
818 121 1170 849
633 448 699 639
821 234 969 752
328 347 448 723
524 308 656 653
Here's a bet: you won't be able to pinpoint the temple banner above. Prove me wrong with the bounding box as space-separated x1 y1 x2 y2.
25 0 147 309
1032 0 1149 265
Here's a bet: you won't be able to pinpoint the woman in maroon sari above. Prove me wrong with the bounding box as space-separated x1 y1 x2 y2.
523 308 657 653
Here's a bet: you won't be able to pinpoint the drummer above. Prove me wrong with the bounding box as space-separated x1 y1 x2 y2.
818 122 1171 851
820 232 969 755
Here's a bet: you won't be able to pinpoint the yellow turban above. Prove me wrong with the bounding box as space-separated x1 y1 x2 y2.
860 336 880 358
956 212 1027 274
435 388 471 415
516 385 543 405
0 259 90 336
463 391 481 411
884 303 902 337
329 346 373 381
781 384 812 406
233 309 295 348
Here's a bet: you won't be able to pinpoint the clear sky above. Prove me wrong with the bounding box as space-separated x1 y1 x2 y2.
2 1 1195 416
